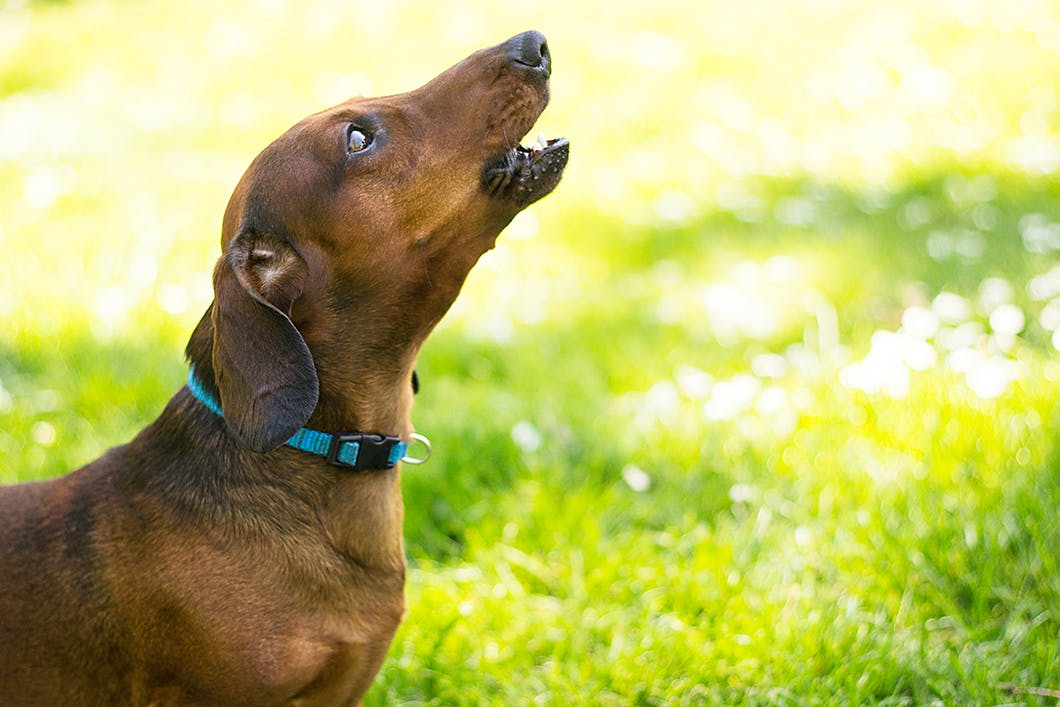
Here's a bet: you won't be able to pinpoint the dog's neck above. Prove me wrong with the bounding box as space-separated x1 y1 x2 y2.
309 357 418 440
185 304 418 441
181 305 409 573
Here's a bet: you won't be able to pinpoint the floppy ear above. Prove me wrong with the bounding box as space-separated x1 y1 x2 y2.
211 228 319 453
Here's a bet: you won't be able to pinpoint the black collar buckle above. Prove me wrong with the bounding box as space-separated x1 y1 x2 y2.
326 433 401 471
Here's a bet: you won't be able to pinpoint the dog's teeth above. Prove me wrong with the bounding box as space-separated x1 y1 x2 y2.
535 133 548 150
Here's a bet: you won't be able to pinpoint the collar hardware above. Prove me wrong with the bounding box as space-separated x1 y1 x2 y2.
326 433 405 471
401 433 432 465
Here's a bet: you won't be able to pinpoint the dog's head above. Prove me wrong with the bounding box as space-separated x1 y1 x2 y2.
189 31 568 453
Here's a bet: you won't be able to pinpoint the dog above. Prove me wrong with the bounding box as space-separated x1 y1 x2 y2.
0 30 567 705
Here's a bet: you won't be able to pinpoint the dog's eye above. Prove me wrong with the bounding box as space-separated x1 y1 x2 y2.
347 126 372 153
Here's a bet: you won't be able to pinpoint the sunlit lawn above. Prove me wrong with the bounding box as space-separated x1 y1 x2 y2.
2 0 1060 704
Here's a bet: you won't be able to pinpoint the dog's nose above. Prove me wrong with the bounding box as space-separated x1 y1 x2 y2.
506 30 551 76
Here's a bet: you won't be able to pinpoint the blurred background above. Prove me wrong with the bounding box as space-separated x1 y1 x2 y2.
2 0 1059 703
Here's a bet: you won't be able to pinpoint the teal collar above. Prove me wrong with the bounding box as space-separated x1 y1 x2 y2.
187 366 429 470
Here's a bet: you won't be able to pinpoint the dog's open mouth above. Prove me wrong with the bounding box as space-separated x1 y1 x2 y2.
483 134 570 208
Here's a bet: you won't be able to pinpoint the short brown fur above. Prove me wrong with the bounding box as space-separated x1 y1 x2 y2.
0 31 567 705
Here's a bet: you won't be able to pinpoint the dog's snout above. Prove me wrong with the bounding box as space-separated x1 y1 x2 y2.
507 30 551 76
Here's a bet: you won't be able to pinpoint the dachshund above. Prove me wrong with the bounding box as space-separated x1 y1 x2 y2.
0 30 567 706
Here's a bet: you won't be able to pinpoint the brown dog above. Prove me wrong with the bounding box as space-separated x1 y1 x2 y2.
0 31 567 705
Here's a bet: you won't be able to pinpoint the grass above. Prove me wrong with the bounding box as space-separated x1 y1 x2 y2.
2 0 1060 703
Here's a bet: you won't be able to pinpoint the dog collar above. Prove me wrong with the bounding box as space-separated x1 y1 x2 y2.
186 366 430 471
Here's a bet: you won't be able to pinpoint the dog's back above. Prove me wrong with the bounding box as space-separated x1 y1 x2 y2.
0 456 133 703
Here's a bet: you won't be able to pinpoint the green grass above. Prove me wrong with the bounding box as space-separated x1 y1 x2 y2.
3 0 1060 703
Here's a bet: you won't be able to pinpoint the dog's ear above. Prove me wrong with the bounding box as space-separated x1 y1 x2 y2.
211 228 319 453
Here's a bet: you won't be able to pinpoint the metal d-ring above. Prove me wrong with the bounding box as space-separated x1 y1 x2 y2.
401 433 432 465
